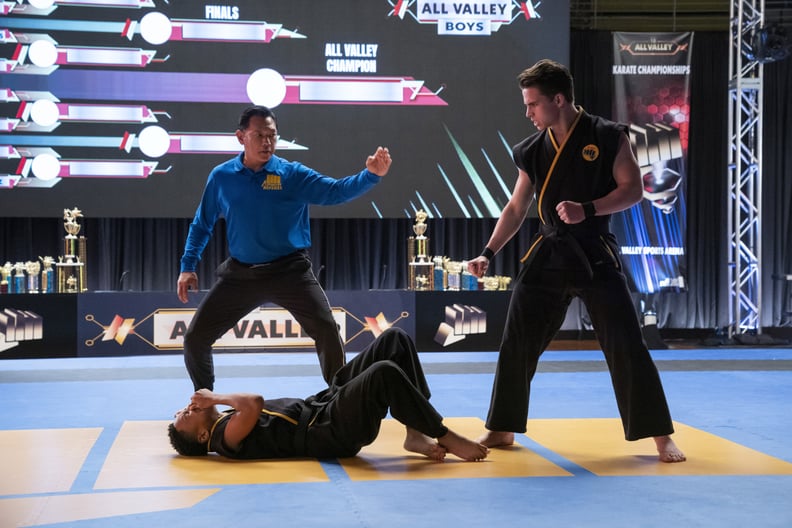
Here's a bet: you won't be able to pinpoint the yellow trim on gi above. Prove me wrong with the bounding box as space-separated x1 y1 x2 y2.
207 412 229 452
261 408 298 425
520 234 544 263
536 109 584 225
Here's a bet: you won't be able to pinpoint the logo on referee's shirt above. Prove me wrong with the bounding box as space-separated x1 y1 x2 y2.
262 174 282 190
582 144 599 161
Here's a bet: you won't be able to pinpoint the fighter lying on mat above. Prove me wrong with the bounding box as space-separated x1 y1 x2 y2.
167 328 488 462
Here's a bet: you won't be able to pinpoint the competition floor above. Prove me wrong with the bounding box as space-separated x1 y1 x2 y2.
2 342 791 528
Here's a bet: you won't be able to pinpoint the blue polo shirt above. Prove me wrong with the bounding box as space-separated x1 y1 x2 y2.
181 153 380 272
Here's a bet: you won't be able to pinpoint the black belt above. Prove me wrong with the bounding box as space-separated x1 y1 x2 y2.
293 396 329 457
540 224 594 278
232 249 307 269
293 404 314 457
518 222 610 282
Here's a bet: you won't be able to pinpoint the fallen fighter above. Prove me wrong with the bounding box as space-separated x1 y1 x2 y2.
168 328 489 462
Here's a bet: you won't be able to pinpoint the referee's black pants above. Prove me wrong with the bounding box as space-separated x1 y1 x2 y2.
183 251 344 391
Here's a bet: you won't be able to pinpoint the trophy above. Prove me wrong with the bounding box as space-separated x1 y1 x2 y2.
57 256 84 293
407 210 434 290
60 207 88 292
40 256 55 294
12 262 26 294
482 276 500 291
25 261 41 293
433 256 447 291
445 260 463 291
461 263 481 290
0 262 10 294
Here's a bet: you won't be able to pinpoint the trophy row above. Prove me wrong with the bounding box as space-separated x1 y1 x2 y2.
407 210 511 292
0 208 88 294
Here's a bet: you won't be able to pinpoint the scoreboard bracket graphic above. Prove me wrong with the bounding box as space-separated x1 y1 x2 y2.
2 0 570 218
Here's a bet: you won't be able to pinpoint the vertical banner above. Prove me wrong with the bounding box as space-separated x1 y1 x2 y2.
611 32 693 293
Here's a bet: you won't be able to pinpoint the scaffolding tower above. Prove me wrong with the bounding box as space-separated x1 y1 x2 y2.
728 0 765 337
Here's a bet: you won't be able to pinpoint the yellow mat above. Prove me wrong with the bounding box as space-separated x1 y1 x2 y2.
0 489 218 528
5 417 789 504
340 417 572 481
0 428 102 495
94 420 329 489
524 418 792 476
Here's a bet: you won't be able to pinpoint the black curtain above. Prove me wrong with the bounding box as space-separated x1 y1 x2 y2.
308 217 538 290
2 30 790 331
763 55 792 327
683 32 731 330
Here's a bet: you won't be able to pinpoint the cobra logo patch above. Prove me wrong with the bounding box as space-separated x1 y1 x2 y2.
582 144 599 161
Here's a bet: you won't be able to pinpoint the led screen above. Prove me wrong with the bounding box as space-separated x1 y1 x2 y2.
1 0 569 218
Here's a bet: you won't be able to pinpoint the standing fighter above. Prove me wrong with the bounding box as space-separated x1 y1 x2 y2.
467 59 685 463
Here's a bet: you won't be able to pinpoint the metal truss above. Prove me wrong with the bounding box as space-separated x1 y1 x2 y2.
728 0 765 336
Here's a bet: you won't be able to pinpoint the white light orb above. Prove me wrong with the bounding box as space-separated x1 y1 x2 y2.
31 153 61 181
28 40 58 68
138 125 171 158
246 68 287 108
140 12 172 45
30 99 59 127
28 0 55 9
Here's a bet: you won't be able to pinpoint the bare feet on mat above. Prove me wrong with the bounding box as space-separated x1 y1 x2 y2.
404 427 447 461
654 435 686 463
438 430 489 461
477 430 514 448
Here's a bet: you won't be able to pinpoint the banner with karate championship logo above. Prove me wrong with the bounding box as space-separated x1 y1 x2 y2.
611 32 693 294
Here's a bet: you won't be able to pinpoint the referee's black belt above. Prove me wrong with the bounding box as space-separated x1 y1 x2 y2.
232 249 307 268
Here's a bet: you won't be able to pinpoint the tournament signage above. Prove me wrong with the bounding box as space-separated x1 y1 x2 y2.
402 0 540 35
611 32 692 294
150 308 346 350
76 291 415 357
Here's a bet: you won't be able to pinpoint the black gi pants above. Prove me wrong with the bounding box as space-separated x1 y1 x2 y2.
183 251 344 391
486 262 674 441
304 328 448 458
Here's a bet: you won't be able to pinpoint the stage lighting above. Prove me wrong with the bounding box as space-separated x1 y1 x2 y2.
749 25 792 63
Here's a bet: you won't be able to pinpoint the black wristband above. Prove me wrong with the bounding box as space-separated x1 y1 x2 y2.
582 201 596 219
480 247 495 260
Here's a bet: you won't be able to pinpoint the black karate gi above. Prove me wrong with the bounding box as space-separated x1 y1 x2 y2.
208 327 449 459
486 109 675 441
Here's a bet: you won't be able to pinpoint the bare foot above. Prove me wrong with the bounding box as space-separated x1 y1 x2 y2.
654 435 686 463
438 430 489 461
477 430 514 448
404 427 446 461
